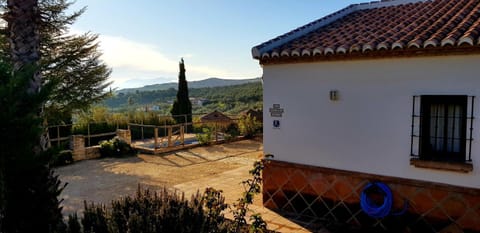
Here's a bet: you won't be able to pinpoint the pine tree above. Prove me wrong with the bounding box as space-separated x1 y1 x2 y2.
171 58 192 125
0 0 112 124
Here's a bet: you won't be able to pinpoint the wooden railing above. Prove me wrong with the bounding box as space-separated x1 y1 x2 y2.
48 123 121 147
128 123 188 149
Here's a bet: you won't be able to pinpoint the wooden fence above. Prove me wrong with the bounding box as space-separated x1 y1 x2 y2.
47 123 122 147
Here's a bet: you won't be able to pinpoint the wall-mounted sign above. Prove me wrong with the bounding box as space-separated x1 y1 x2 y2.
273 120 280 129
269 104 284 117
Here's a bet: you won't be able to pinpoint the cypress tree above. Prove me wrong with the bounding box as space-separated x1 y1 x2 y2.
170 58 192 126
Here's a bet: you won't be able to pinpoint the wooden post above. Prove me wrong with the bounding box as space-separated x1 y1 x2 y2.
168 126 173 147
154 127 159 149
184 114 187 134
215 123 218 142
181 125 185 145
57 125 61 146
87 122 91 147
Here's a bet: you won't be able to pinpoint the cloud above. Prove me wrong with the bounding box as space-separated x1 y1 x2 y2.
69 29 260 88
99 35 177 73
97 35 233 78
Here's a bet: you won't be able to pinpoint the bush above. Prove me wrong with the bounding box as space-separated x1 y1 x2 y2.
51 150 74 167
196 128 213 145
43 144 74 167
82 202 109 233
99 137 134 157
78 186 228 233
66 214 81 233
224 123 240 141
238 115 262 138
61 159 275 233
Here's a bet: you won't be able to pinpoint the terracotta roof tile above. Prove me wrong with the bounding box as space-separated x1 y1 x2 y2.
200 110 232 123
252 0 480 62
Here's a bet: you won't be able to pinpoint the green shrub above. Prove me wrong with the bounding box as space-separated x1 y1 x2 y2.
61 159 275 233
224 123 240 141
82 202 109 233
78 186 228 233
66 213 81 233
43 144 73 167
99 137 134 157
229 158 270 233
196 128 213 145
238 115 262 139
51 150 74 167
203 188 229 231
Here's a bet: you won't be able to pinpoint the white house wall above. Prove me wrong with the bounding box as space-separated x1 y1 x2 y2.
263 54 480 189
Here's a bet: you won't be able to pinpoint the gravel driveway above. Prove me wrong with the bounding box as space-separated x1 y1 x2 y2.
56 139 318 232
56 140 263 215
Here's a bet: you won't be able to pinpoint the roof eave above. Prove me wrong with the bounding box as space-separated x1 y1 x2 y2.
251 0 432 60
251 4 358 60
258 46 480 65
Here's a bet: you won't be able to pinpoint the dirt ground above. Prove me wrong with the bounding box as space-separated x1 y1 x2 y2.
56 139 319 232
56 140 264 215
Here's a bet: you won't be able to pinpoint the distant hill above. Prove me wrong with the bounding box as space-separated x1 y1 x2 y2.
104 81 263 115
118 77 261 94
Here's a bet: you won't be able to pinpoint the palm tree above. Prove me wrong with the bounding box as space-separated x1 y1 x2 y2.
6 0 40 73
1 1 64 232
4 0 49 151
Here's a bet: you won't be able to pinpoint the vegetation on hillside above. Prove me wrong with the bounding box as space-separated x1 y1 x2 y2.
103 81 263 115
118 77 260 94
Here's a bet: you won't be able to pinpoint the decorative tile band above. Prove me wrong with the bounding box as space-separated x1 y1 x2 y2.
262 160 480 232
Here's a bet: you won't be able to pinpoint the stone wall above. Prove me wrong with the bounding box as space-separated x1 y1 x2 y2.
116 129 131 144
84 146 101 160
263 160 480 232
70 130 132 161
70 135 87 161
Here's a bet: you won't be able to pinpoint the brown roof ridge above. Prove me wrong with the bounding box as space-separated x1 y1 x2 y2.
251 0 430 59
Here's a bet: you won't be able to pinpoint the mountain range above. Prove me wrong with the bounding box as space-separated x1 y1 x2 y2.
117 77 261 93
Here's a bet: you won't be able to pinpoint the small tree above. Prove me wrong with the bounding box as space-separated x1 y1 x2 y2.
239 114 261 138
171 58 192 127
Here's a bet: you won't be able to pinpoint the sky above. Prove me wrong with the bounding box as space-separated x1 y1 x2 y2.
69 1 366 89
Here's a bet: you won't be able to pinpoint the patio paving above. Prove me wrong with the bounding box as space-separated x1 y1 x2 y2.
175 165 328 233
56 139 327 233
